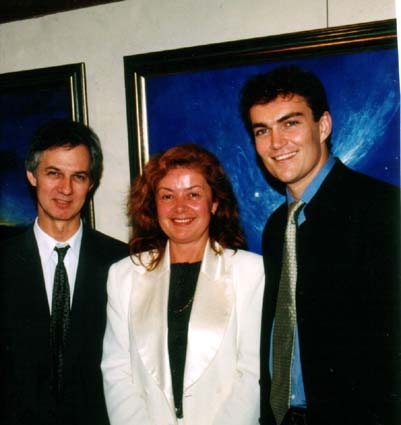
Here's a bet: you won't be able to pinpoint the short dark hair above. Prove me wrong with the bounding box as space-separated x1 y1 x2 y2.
240 65 331 143
128 143 246 270
25 118 103 190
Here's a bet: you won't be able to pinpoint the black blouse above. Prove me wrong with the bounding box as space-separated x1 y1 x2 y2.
167 261 201 419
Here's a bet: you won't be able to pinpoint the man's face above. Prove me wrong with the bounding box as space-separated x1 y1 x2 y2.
249 94 332 198
26 144 93 237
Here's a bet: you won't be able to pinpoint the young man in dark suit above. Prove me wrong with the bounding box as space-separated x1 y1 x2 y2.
240 66 400 425
0 119 128 425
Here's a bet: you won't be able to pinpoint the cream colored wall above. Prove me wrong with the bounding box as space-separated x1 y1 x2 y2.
0 0 396 242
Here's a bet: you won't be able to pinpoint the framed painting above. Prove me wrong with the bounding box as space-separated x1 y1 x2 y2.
124 19 399 254
0 63 92 240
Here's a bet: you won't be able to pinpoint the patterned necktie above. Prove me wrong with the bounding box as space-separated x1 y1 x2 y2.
50 245 71 398
270 200 304 425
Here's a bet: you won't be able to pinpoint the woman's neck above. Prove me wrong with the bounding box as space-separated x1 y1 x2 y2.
169 239 208 264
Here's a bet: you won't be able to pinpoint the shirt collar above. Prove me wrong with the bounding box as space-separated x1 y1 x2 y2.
287 155 336 205
33 218 83 262
286 156 336 225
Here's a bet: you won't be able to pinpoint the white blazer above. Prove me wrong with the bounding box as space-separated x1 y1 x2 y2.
102 242 264 425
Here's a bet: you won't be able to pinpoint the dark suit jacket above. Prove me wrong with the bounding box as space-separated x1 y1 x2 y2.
260 160 401 425
0 225 128 425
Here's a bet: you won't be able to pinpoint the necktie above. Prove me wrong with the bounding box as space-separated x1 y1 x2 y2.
270 200 304 425
50 245 70 398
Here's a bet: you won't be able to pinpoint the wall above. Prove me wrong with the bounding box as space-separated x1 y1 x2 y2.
0 0 396 242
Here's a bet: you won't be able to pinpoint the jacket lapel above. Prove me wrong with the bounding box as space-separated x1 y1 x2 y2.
70 229 94 317
19 227 51 318
130 246 173 401
67 228 101 359
68 229 90 354
184 243 233 389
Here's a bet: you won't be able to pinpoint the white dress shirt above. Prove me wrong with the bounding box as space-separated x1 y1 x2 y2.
33 218 83 312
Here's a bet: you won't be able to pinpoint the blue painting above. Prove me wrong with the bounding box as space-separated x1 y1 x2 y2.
144 48 400 254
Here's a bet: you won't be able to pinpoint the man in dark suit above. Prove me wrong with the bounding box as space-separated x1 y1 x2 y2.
0 119 128 425
240 65 400 425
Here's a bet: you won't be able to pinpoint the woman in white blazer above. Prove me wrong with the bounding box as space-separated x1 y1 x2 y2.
102 144 264 425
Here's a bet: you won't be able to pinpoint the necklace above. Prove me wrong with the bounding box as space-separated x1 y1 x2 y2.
173 296 194 314
169 262 200 315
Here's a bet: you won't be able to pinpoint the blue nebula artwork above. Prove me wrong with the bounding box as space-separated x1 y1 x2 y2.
145 48 400 254
0 85 70 228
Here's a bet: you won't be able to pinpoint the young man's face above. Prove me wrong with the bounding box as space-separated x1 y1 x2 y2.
249 94 332 198
26 144 93 238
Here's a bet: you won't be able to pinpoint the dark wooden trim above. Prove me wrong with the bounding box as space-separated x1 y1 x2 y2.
0 0 123 24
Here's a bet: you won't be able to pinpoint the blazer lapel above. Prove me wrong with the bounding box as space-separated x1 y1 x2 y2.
19 227 51 319
67 228 103 359
184 243 233 389
68 229 91 355
130 246 173 402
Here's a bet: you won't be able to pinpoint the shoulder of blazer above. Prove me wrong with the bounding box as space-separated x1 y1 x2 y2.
0 225 39 266
223 248 263 269
81 226 128 263
223 249 264 296
264 202 287 231
0 226 48 317
262 201 287 257
307 159 400 218
108 251 153 281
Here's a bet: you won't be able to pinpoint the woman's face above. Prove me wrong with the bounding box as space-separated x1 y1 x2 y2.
156 167 218 257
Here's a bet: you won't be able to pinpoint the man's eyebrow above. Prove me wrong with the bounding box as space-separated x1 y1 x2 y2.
44 166 89 175
251 111 304 128
277 111 304 123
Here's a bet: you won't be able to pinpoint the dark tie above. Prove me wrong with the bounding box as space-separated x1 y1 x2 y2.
50 245 71 398
270 200 304 425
